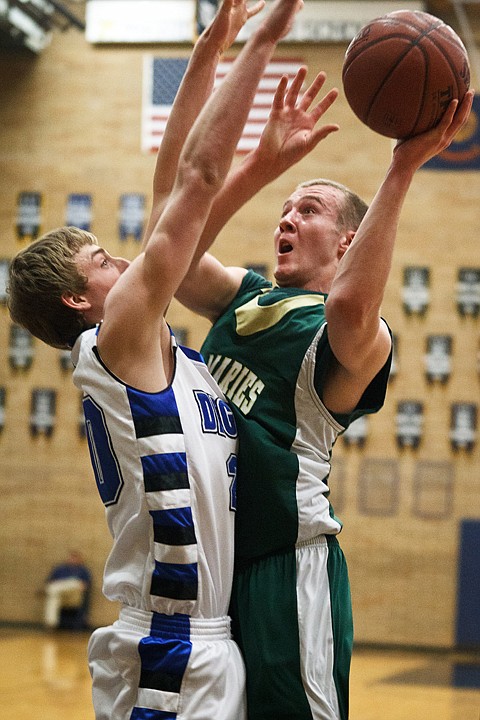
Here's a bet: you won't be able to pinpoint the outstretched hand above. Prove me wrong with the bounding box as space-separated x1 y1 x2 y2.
224 0 266 52
210 0 303 52
255 67 339 177
393 89 475 170
206 0 266 54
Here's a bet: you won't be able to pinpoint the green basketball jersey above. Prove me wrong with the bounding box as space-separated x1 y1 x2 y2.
201 271 390 561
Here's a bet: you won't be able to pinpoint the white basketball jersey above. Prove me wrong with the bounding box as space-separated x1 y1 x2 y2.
71 327 238 619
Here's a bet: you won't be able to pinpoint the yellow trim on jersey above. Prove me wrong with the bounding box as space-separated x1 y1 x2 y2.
235 293 325 336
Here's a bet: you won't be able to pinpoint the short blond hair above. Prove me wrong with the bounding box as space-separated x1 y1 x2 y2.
7 226 97 349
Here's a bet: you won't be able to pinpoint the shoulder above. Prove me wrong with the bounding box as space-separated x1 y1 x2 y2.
71 326 99 367
238 269 272 296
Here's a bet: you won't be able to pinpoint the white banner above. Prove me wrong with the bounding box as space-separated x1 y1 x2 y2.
86 0 425 44
86 0 195 43
236 1 426 43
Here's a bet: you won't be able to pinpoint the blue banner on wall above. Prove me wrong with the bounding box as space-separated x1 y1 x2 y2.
422 94 480 170
456 519 480 647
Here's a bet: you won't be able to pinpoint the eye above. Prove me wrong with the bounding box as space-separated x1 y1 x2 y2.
302 205 316 214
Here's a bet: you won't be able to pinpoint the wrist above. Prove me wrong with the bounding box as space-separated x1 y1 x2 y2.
243 148 278 187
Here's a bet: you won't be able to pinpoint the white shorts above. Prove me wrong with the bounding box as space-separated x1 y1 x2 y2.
88 606 246 720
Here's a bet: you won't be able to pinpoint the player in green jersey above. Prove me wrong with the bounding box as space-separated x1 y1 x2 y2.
174 82 473 720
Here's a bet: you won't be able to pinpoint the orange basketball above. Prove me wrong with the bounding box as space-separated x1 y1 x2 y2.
342 10 470 139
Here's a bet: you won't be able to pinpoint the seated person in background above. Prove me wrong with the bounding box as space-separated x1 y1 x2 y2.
44 550 91 630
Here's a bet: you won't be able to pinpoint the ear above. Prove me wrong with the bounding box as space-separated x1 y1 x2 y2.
338 230 355 258
61 292 90 312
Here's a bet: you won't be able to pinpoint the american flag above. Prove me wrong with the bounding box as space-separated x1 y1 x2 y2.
142 56 304 155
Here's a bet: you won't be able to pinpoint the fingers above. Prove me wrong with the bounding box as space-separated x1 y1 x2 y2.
451 89 474 132
218 0 266 53
436 89 473 133
230 0 265 19
297 71 328 109
271 75 289 110
309 87 339 121
426 89 473 151
284 68 337 112
394 89 474 165
284 66 307 106
309 124 340 147
271 67 338 123
246 0 266 19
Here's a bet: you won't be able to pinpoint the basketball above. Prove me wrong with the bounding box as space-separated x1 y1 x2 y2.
342 10 470 139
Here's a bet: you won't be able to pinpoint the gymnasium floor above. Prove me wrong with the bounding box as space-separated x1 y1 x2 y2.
1 628 479 719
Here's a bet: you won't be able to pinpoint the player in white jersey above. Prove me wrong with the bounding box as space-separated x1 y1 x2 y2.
72 328 238 619
7 2 308 718
72 326 241 719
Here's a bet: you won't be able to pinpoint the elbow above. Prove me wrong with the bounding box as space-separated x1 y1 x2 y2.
178 154 224 197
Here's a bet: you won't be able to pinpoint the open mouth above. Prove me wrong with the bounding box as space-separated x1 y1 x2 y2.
279 240 293 254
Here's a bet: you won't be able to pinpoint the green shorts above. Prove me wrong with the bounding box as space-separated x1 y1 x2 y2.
230 534 353 720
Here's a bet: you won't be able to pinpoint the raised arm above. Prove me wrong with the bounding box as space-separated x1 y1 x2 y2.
143 0 266 244
99 0 305 383
197 67 339 257
322 90 475 413
176 66 340 319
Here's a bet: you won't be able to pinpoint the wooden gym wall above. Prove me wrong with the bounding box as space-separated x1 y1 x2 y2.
0 29 479 646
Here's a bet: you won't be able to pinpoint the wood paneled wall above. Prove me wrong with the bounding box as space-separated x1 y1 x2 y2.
0 28 479 645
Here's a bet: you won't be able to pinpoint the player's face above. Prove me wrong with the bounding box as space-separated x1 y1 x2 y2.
75 243 130 322
273 185 346 290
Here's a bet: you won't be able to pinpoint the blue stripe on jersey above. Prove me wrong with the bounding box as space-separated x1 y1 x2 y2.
130 709 176 720
142 453 189 492
127 386 183 439
178 345 203 363
150 560 198 600
150 508 197 546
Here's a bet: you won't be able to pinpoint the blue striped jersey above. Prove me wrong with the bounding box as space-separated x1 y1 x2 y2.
71 327 238 618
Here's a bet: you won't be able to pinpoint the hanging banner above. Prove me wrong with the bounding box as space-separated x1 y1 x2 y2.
450 403 477 452
30 389 57 438
396 401 423 449
9 324 34 370
119 193 146 242
402 266 430 316
16 191 42 241
87 0 424 43
66 194 92 230
425 335 452 384
456 268 480 317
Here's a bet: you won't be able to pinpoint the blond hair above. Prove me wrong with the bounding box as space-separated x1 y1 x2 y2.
7 226 97 349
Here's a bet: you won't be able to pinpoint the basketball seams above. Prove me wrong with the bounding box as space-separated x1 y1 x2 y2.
343 13 443 65
342 9 470 139
364 46 428 132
